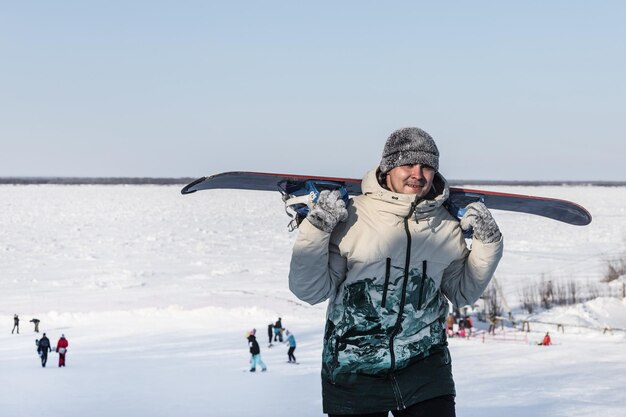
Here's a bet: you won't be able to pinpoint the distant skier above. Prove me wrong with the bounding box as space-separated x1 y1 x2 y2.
541 332 552 346
30 318 40 333
267 323 274 347
464 315 473 338
446 313 455 337
37 333 52 367
284 329 297 363
56 334 69 367
457 316 466 337
488 313 497 335
273 317 283 342
12 314 19 334
247 329 267 372
457 318 466 338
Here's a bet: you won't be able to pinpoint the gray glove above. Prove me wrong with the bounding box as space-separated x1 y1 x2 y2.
307 189 348 233
460 202 501 243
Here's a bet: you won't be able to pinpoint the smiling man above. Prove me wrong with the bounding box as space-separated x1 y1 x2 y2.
289 127 504 417
378 127 438 197
384 162 434 196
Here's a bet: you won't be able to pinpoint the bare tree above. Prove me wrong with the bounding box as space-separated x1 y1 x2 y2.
486 283 503 318
553 280 568 306
587 280 600 300
538 275 553 310
602 257 626 283
567 280 577 305
519 284 537 314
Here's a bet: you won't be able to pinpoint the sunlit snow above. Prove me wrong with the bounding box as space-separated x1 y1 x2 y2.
1 184 625 417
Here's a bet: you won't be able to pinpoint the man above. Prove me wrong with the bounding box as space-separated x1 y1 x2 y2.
464 315 473 338
273 317 283 342
267 323 274 347
56 334 69 367
284 329 297 364
247 329 267 372
289 127 503 416
38 333 52 367
30 318 40 333
12 314 19 334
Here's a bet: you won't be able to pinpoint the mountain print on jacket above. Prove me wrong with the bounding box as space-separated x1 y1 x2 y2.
322 264 448 382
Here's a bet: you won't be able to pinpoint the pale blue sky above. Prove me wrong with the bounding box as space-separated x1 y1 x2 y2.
1 1 624 181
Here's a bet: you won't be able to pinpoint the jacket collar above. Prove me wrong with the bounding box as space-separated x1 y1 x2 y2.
361 168 450 218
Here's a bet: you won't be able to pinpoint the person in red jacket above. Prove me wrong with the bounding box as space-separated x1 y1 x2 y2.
541 332 552 346
56 334 69 367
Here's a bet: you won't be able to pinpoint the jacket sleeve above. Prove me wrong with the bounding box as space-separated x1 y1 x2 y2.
289 219 347 305
440 230 504 308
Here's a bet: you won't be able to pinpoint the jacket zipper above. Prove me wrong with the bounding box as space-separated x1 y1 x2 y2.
387 197 420 410
417 260 427 310
382 257 391 309
390 373 407 410
388 199 418 373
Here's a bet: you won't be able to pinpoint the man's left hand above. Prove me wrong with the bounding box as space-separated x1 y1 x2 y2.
460 202 502 243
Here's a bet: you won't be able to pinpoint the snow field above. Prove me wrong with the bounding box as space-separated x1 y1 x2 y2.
1 184 625 416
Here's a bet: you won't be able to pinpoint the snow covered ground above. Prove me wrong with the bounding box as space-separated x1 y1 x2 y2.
1 184 625 417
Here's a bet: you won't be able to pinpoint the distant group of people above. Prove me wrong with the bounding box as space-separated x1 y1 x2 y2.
35 333 69 368
446 313 474 338
11 314 41 334
247 317 297 372
12 314 69 368
267 317 285 345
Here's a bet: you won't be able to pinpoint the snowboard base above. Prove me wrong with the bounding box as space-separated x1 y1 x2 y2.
182 171 592 226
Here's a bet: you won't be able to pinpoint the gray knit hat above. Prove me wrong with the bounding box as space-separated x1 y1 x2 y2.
379 127 439 175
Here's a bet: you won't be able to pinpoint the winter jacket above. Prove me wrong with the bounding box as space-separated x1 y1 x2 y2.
289 168 503 414
38 336 51 352
248 335 260 355
285 334 296 348
56 337 69 352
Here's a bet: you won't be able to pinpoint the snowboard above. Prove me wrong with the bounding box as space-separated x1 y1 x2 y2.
181 171 592 226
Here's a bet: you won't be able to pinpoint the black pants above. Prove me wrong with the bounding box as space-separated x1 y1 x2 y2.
287 346 296 362
40 350 48 367
328 395 455 417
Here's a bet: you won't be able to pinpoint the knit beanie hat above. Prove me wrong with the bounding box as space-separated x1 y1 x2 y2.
379 127 440 176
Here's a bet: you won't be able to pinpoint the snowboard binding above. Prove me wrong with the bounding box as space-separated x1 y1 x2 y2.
280 179 349 231
445 192 485 239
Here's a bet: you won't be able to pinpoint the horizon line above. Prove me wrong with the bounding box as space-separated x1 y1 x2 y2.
0 177 625 187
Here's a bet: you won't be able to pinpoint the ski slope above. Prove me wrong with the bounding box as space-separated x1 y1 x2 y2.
1 184 625 417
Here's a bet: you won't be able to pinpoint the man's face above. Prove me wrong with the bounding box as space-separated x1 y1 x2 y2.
385 164 436 197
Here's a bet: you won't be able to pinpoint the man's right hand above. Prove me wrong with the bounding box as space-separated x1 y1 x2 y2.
307 190 348 233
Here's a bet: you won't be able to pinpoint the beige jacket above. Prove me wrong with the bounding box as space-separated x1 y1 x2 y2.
289 168 503 411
